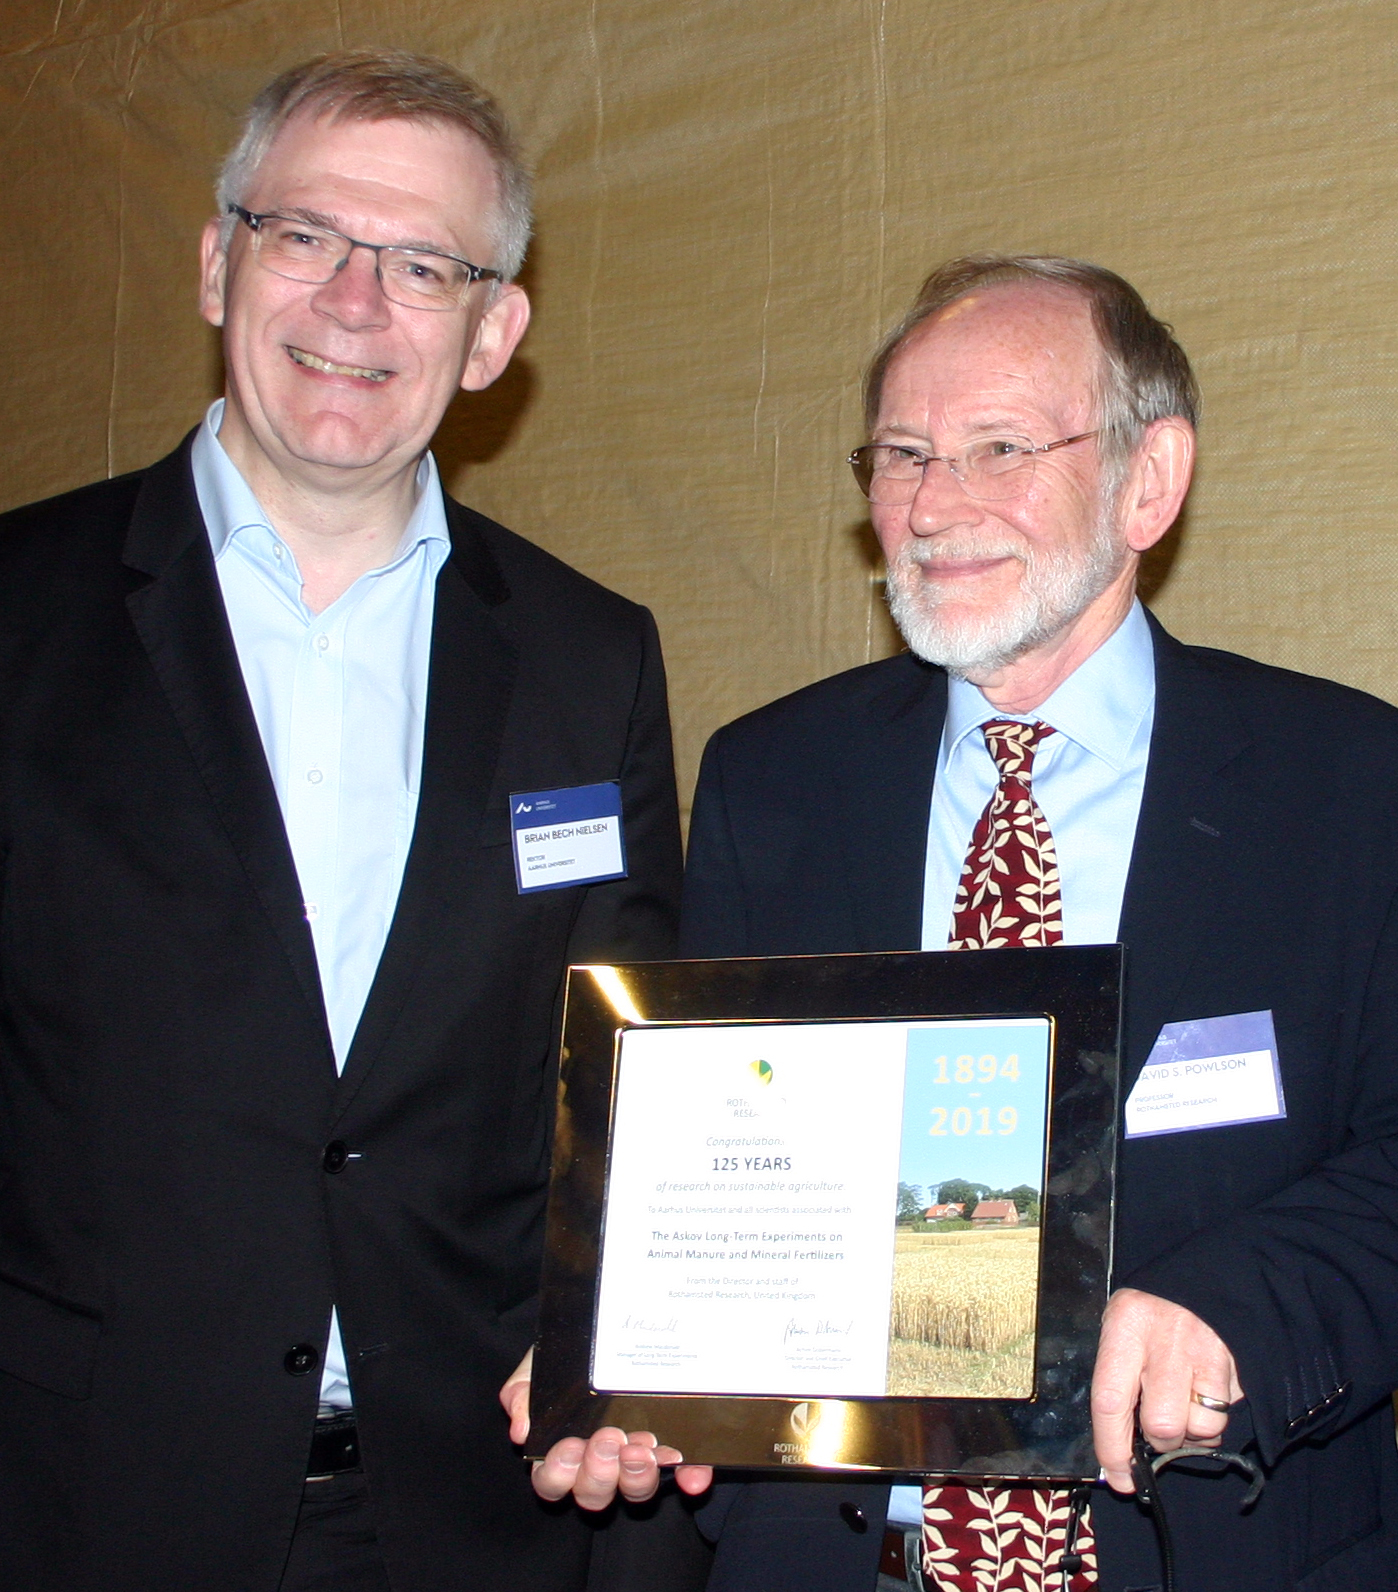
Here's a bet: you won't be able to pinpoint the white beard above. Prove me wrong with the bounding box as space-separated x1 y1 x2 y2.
884 501 1126 678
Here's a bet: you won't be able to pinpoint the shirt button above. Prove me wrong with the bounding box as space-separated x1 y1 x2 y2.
315 634 329 652
284 1343 319 1376
273 544 285 560
307 769 323 785
839 1502 868 1532
323 1141 350 1174
304 902 319 920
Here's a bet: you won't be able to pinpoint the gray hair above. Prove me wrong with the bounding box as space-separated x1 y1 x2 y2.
215 49 532 280
864 255 1199 489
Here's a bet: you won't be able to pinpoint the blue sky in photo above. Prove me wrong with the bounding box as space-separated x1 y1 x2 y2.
898 1020 1051 1197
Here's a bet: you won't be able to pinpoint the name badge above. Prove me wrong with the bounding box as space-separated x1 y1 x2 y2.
511 782 627 894
1124 1009 1285 1139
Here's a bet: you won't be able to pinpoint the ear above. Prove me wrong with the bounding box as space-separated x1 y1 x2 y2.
459 283 531 393
198 218 229 328
1119 417 1195 553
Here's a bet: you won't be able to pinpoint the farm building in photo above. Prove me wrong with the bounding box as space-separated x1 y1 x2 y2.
970 1200 1021 1227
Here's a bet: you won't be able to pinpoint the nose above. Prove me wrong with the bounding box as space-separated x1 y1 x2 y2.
310 242 392 330
905 456 981 536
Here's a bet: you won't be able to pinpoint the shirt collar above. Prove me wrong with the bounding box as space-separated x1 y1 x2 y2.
943 598 1156 772
190 398 451 570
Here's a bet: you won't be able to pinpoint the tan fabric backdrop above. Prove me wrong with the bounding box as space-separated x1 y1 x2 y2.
3 0 1396 819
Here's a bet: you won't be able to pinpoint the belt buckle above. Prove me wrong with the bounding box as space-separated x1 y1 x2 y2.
878 1525 925 1591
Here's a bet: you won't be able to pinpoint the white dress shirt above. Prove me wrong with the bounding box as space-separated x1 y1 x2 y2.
888 600 1156 1528
191 401 451 1410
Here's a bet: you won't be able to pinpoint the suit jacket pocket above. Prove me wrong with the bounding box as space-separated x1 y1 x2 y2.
0 1270 101 1398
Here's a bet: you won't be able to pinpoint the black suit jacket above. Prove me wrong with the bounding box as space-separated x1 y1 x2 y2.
0 437 683 1591
680 617 1398 1591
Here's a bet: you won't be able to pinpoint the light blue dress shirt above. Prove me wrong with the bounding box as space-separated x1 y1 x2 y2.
191 400 451 1410
920 599 1156 952
888 600 1156 1528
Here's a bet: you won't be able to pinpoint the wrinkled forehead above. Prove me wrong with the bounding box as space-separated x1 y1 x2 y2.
883 282 1104 429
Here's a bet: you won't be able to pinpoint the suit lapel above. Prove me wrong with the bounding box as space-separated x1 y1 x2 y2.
1117 617 1252 1080
838 623 1247 1043
844 657 947 951
122 439 330 1041
334 501 518 1108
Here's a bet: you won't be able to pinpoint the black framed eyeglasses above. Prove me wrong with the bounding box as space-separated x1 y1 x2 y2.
228 205 502 312
848 432 1099 504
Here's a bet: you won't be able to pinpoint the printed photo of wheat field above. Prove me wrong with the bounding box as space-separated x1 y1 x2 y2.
885 1226 1039 1396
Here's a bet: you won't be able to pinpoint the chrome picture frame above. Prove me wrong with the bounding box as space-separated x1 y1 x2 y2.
528 945 1121 1478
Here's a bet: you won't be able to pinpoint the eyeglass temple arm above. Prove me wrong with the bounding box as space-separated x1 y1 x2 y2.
1037 431 1098 455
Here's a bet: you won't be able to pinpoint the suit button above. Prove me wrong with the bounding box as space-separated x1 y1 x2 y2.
284 1343 320 1376
323 1141 350 1173
839 1502 868 1532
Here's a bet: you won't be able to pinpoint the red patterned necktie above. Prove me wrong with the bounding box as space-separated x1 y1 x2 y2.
922 719 1095 1591
948 721 1063 951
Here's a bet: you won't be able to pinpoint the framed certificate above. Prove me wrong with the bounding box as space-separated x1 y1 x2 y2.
529 946 1121 1478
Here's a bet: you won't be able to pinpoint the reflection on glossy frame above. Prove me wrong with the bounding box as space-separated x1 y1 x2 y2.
530 946 1120 1479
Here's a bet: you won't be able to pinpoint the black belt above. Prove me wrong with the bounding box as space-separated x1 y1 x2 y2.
306 1412 360 1479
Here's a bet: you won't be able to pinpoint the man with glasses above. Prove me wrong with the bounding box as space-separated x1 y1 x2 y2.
524 256 1398 1590
0 50 683 1592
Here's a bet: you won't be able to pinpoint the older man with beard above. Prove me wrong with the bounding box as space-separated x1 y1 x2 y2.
517 255 1398 1592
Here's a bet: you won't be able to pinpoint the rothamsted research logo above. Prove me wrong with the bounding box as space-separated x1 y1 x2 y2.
773 1401 822 1460
790 1401 821 1438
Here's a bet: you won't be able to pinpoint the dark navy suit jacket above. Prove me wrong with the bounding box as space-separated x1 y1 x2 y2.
680 617 1398 1591
0 438 683 1592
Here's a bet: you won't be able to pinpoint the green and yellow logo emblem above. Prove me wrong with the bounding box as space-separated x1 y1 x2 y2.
750 1059 773 1085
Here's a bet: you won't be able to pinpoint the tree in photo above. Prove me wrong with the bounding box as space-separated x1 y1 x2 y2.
1006 1183 1041 1223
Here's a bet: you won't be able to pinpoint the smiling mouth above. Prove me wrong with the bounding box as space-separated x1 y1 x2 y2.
922 555 1016 575
286 346 392 382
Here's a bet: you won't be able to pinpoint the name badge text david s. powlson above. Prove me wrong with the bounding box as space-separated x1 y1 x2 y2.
511 782 627 893
1124 1009 1285 1139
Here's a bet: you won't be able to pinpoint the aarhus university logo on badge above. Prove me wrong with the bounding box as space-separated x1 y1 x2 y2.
773 1401 822 1461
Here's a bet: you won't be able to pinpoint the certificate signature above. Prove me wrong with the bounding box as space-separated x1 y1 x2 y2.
783 1316 854 1347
